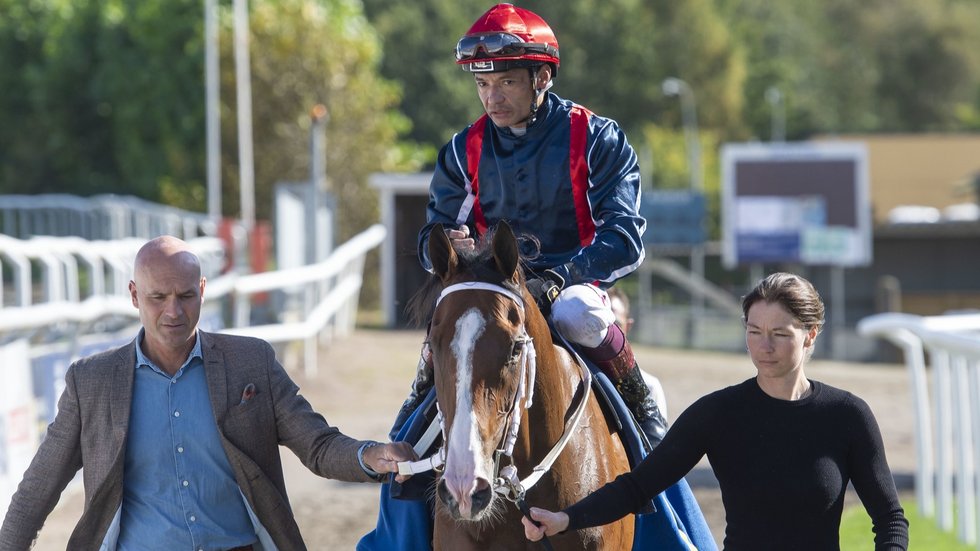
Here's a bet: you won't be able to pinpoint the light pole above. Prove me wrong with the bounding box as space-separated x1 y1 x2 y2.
662 77 705 347
233 0 255 237
309 105 330 264
765 86 786 142
204 0 221 223
661 78 702 192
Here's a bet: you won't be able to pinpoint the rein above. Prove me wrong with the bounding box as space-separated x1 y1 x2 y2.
395 281 593 547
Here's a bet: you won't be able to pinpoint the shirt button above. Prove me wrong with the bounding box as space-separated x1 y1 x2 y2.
189 515 196 522
174 411 180 417
177 446 184 453
183 480 189 487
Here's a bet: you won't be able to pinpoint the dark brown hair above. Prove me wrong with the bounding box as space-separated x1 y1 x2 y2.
741 272 825 333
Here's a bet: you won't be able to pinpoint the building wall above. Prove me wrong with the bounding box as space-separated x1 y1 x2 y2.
817 134 980 224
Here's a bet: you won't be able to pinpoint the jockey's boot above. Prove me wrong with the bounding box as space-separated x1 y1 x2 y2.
614 361 669 451
588 324 668 450
389 350 434 440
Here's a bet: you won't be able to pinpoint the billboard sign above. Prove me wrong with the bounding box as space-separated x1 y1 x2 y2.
721 142 871 268
640 190 706 246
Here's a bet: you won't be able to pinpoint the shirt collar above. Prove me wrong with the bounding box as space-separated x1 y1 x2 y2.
134 328 203 375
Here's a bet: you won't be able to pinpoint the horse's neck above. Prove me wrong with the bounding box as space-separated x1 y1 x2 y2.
521 318 581 454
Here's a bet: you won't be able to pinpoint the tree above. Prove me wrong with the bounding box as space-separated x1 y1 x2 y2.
362 0 747 162
218 0 405 234
0 0 206 199
361 0 482 153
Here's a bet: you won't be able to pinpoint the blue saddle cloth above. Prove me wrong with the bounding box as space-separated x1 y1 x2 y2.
357 372 718 551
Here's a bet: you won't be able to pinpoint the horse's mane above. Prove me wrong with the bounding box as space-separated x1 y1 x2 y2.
405 227 540 328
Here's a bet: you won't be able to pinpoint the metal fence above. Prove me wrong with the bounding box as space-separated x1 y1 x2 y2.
0 194 217 241
0 224 384 370
858 311 980 548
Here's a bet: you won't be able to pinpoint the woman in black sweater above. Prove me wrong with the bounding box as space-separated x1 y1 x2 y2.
523 272 909 550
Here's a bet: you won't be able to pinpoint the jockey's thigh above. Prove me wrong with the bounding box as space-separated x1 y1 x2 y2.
551 284 617 348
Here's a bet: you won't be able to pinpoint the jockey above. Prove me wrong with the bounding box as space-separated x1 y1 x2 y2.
398 2 668 450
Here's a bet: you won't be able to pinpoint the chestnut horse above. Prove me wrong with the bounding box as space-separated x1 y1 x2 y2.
414 222 633 550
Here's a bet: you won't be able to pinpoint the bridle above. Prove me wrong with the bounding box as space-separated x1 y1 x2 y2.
396 280 593 518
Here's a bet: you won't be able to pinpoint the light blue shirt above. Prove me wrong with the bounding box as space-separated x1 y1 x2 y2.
116 330 256 551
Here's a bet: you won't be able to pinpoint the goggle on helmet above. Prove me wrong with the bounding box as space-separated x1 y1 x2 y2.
455 4 560 75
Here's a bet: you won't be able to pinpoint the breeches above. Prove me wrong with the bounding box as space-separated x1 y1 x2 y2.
550 283 616 348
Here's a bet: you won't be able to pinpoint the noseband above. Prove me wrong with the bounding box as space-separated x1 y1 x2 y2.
397 281 594 510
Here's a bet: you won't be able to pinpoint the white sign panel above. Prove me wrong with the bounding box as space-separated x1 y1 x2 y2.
0 339 39 520
721 142 872 268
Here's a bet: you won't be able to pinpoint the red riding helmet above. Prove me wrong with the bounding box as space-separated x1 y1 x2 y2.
455 3 560 75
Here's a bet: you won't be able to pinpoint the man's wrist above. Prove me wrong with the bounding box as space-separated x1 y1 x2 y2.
357 441 385 480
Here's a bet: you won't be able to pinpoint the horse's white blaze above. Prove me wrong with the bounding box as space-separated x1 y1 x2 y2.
444 308 487 518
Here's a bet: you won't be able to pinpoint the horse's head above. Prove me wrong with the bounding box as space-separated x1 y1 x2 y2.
426 221 537 522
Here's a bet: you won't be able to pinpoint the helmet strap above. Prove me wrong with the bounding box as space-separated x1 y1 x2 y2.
525 66 553 128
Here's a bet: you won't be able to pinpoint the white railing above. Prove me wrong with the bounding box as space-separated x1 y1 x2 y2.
0 225 385 376
220 224 385 376
858 312 980 548
0 234 228 309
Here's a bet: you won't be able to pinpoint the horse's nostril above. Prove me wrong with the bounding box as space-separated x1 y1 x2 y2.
437 479 455 507
473 477 490 493
471 479 493 513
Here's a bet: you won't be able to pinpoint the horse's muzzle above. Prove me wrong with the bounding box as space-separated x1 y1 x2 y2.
437 476 494 520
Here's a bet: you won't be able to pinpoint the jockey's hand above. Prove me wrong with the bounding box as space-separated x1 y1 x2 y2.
525 269 565 317
446 225 475 254
522 507 569 541
363 441 418 484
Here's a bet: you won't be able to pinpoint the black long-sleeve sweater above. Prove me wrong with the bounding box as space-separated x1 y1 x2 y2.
564 378 909 550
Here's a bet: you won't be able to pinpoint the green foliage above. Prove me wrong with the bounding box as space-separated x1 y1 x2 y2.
839 499 971 550
218 0 404 234
362 0 747 152
640 124 722 238
0 0 404 240
361 0 484 152
0 0 206 199
718 0 980 137
3 0 980 237
363 0 980 154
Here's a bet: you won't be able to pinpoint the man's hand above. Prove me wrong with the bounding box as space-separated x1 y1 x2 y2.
522 507 570 541
446 225 475 254
363 441 417 483
525 269 565 317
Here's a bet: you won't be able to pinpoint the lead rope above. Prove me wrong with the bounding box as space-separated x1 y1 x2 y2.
517 494 556 551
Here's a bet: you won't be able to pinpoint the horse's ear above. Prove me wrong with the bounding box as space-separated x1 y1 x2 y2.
429 224 458 281
491 221 519 280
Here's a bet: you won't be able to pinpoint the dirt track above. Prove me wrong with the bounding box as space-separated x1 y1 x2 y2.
29 328 914 549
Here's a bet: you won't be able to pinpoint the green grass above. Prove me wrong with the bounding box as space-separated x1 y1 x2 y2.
839 499 973 550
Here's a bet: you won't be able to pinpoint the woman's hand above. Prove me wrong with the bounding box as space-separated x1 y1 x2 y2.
522 507 570 541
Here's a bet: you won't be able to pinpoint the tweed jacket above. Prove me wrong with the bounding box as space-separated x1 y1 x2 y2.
0 331 374 550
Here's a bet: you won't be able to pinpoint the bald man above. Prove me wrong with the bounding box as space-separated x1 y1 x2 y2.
0 236 414 550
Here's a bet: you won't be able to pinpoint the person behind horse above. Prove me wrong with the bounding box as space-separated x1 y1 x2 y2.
397 2 667 450
0 236 415 550
608 287 669 421
523 272 911 551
